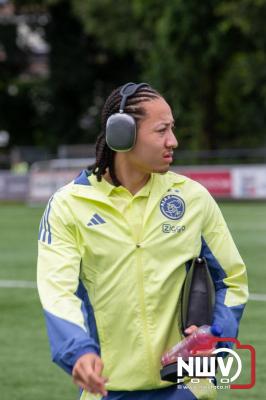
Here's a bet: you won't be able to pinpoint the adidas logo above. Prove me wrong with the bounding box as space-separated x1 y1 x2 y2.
87 213 106 227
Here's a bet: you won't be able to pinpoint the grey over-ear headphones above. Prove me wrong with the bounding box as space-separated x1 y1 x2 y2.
106 82 148 152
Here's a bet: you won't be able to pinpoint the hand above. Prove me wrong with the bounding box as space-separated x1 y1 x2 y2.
184 324 198 336
184 325 215 356
72 353 108 396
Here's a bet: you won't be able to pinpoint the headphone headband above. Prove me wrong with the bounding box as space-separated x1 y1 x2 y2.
119 82 149 113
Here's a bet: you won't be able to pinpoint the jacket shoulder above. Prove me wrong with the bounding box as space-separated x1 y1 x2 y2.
52 170 92 200
167 170 210 195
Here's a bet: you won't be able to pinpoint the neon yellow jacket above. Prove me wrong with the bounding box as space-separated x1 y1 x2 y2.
37 170 248 392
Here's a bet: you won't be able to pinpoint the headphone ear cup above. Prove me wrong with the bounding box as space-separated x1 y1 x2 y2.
106 113 136 152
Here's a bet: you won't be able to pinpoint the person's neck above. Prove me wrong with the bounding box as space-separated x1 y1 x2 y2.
104 159 151 195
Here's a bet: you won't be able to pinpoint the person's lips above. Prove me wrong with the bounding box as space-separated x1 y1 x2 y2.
163 152 173 161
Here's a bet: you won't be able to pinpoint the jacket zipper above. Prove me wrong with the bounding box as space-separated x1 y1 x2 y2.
135 244 157 385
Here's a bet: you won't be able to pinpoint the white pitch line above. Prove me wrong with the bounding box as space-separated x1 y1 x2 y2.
0 280 266 301
0 280 37 288
249 293 266 302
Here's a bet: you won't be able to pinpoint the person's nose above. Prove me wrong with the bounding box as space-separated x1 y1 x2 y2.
166 129 178 149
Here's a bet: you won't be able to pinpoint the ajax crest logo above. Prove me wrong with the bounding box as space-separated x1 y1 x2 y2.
160 195 185 220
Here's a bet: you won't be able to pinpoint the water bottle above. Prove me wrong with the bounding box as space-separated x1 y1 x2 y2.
161 324 222 366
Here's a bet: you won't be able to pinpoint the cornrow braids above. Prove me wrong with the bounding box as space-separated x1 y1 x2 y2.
91 84 161 186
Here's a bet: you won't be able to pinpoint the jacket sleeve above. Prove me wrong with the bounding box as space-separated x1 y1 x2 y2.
200 189 249 350
37 193 100 374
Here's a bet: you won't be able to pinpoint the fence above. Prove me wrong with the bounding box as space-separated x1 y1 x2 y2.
1 161 266 203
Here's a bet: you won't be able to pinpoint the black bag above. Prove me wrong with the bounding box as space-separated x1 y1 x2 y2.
160 257 216 382
181 257 215 333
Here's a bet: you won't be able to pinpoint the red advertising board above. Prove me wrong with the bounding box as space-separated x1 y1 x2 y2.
181 170 232 197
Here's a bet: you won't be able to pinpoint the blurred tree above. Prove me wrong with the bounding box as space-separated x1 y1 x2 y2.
70 0 266 150
45 0 140 150
2 0 266 153
216 0 266 148
0 20 29 146
8 0 140 151
0 0 49 148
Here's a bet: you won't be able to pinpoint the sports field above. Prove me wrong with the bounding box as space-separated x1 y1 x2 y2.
0 202 265 400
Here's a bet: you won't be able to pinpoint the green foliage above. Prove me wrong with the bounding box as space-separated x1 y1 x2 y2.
72 0 142 54
1 0 266 152
62 0 266 150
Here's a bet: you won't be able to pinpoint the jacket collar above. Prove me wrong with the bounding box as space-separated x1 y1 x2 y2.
70 169 186 205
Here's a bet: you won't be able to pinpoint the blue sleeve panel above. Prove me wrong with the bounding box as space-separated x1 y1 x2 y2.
76 279 100 350
74 169 92 186
44 309 100 374
44 280 100 375
200 237 246 351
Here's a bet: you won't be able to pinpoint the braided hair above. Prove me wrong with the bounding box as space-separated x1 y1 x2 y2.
91 84 161 186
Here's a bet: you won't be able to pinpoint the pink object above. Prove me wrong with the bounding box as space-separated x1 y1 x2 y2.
161 324 222 366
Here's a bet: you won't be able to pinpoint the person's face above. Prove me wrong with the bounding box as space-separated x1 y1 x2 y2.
127 97 178 174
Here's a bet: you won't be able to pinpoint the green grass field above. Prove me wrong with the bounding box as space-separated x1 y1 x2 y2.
0 202 265 400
